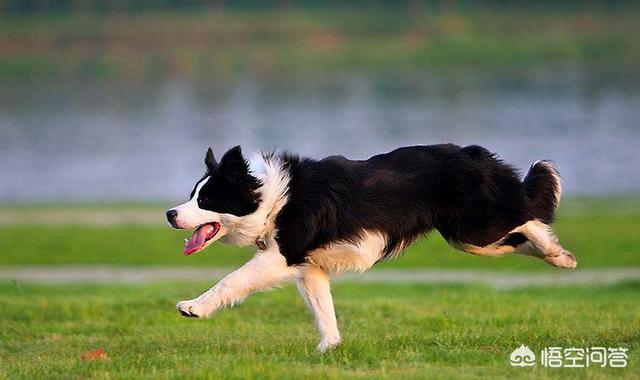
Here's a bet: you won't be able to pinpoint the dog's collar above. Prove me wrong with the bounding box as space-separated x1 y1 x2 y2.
255 238 267 251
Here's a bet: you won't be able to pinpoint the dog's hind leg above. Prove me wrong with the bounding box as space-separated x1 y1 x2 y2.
513 219 577 268
297 265 341 352
176 243 302 318
453 241 517 257
451 220 576 268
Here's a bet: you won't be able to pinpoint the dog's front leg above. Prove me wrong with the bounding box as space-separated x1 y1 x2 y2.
297 265 341 352
177 245 300 318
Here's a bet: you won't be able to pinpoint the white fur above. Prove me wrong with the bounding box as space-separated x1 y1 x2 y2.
512 220 575 268
219 155 290 246
306 230 388 273
452 240 516 256
171 177 218 230
297 265 341 352
176 240 302 318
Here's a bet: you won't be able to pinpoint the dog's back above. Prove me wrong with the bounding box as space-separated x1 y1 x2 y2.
275 144 563 265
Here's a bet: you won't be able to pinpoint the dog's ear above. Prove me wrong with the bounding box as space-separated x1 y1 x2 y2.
204 147 217 170
218 146 249 182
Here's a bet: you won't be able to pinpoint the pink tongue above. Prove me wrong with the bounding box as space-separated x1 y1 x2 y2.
183 224 218 255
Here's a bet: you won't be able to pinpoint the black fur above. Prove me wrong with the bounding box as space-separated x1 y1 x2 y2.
193 146 262 216
500 232 528 247
522 161 560 224
274 144 559 265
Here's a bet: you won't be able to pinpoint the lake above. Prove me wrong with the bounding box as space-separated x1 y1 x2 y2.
1 66 639 202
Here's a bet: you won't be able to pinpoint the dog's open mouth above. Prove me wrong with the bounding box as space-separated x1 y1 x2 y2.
183 222 221 256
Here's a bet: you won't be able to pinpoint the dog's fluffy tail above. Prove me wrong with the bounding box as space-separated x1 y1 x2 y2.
522 160 562 224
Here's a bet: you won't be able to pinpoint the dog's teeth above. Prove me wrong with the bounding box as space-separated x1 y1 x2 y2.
184 238 188 243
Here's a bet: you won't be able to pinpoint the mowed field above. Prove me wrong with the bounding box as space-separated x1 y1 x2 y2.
0 282 638 379
0 198 639 378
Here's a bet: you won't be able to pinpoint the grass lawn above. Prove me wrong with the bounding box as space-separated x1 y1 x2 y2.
1 211 638 271
0 281 638 379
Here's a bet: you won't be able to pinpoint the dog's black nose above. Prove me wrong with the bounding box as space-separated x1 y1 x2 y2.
166 209 178 225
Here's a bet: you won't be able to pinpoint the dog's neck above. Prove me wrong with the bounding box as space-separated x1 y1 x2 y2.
220 154 290 248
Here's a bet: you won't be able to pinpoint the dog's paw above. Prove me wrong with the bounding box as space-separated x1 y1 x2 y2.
176 299 211 318
544 249 577 269
316 336 341 353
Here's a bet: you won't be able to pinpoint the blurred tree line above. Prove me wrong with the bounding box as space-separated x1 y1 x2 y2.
0 0 633 14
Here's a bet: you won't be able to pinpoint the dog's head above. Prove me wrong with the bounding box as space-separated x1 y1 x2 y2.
166 146 262 255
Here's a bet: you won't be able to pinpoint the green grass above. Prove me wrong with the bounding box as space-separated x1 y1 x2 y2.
1 7 639 78
1 212 638 270
0 281 638 379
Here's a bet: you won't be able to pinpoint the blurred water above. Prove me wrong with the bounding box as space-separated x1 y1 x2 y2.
1 67 639 202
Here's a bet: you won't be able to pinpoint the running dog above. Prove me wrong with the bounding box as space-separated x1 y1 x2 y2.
166 145 576 352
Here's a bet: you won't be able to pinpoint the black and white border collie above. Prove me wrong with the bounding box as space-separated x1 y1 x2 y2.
166 145 576 352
